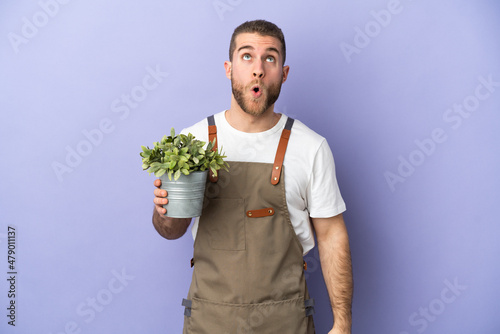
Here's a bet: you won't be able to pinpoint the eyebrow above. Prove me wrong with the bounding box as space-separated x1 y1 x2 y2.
237 45 280 55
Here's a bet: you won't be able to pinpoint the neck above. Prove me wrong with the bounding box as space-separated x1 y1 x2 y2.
226 96 281 133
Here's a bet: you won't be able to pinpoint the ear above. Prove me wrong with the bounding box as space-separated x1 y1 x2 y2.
224 61 232 80
282 65 290 83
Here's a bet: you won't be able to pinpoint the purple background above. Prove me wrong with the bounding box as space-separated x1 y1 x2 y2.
1 0 499 333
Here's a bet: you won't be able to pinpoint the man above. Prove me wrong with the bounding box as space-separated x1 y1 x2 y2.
152 20 352 334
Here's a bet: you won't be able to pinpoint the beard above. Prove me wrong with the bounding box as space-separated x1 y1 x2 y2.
231 78 282 116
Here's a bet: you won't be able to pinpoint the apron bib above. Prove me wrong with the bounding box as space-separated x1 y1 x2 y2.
182 116 315 334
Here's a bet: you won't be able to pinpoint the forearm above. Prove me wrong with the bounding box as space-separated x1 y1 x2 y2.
316 219 353 332
152 208 192 240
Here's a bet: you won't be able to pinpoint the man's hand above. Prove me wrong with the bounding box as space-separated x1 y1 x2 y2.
153 178 168 215
151 179 191 240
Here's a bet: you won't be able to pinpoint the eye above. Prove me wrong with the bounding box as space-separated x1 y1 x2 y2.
266 56 275 63
242 54 251 60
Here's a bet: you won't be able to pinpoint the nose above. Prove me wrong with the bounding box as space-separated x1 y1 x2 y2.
253 60 264 78
253 71 263 78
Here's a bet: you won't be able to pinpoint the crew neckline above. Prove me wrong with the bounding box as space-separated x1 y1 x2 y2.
220 110 287 137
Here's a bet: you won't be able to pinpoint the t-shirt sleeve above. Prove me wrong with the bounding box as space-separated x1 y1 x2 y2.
180 118 209 143
306 139 346 218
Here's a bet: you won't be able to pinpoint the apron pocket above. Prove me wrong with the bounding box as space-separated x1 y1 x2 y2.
187 297 308 334
202 198 246 251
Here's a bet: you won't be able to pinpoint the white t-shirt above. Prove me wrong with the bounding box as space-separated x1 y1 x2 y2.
181 111 346 254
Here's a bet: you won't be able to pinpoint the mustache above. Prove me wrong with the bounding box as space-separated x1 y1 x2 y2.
248 82 267 95
247 80 264 88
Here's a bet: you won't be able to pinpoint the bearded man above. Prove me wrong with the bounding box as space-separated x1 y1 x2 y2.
152 20 353 334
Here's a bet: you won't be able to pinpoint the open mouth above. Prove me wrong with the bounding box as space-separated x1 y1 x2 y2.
251 85 262 98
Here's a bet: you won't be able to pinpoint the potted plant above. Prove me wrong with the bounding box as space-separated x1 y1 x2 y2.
140 128 229 218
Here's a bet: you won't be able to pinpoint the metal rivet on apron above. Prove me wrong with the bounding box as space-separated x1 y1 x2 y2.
273 177 277 181
268 209 273 214
248 212 252 216
275 166 279 169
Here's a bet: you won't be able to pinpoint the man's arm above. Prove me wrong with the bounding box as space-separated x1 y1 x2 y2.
311 214 353 334
152 179 192 240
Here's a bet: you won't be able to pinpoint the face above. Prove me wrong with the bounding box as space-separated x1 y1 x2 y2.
225 33 289 116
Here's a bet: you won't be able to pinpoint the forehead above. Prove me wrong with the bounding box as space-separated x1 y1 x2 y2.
234 32 282 54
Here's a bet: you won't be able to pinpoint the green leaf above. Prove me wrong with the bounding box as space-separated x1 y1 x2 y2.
180 134 188 145
141 129 229 178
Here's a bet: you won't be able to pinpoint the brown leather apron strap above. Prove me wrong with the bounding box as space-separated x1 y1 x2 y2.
207 115 218 183
271 117 295 185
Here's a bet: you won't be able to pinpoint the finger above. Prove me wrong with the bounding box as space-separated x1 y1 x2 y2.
154 188 167 198
155 205 167 215
154 197 168 206
154 179 162 187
